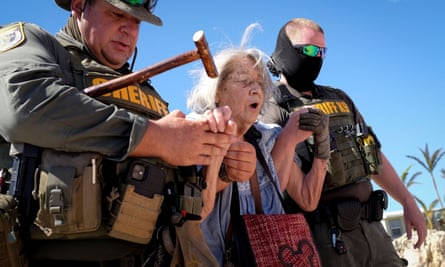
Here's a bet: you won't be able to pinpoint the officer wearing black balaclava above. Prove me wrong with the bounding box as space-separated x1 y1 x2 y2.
261 18 426 267
267 24 323 93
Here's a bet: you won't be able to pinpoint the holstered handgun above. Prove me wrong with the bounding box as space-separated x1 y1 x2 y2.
8 143 41 225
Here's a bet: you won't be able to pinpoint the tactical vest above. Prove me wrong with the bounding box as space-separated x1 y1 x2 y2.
30 37 204 245
276 84 382 192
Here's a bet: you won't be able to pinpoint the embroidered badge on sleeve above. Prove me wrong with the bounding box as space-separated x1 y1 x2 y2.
0 22 25 53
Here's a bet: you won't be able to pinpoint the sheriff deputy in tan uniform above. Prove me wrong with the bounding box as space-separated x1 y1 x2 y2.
0 0 256 266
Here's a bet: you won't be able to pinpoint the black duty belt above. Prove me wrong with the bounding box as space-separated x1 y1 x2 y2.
319 180 373 203
305 188 388 226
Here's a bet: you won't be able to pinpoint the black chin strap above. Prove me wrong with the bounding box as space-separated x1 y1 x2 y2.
130 46 138 72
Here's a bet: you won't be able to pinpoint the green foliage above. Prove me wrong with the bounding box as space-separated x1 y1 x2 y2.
416 198 439 230
402 143 445 230
407 143 445 209
400 165 421 189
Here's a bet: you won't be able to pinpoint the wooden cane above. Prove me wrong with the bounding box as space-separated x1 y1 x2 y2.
83 30 218 97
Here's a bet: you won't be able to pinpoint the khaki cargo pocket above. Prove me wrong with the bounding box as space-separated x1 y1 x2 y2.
33 151 103 239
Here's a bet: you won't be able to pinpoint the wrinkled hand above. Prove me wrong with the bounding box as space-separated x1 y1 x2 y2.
197 106 238 217
151 110 236 166
201 106 237 136
299 108 330 159
223 140 256 183
199 106 256 182
282 112 312 145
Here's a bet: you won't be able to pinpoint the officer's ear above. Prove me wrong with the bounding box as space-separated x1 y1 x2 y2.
71 0 85 18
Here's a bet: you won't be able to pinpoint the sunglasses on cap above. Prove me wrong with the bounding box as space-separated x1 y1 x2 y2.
293 44 327 58
123 0 157 12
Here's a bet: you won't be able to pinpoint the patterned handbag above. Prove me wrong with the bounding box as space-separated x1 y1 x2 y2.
225 127 321 267
227 181 321 267
241 213 321 267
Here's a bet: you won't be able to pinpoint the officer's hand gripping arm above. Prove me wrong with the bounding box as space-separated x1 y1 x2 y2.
299 108 330 160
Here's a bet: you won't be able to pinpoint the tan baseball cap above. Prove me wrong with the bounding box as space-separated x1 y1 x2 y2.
55 0 162 26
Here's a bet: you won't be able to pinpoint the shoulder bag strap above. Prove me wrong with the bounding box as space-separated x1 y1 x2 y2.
244 126 292 214
249 172 263 214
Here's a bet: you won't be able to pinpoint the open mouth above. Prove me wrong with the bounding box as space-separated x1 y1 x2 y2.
250 102 259 109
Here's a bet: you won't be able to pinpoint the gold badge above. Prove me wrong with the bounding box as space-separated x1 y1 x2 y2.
0 22 25 53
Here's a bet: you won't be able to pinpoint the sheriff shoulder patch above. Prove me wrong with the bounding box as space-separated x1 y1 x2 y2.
0 22 25 53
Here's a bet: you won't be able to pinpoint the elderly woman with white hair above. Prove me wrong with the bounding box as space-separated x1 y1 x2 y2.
187 24 330 265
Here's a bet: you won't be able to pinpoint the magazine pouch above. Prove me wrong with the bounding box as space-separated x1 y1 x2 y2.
363 190 388 222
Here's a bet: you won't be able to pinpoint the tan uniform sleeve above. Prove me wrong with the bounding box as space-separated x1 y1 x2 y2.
0 23 146 160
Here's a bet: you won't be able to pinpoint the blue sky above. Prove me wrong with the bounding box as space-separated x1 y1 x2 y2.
3 0 445 213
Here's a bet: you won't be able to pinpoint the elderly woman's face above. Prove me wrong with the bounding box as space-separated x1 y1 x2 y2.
216 57 264 133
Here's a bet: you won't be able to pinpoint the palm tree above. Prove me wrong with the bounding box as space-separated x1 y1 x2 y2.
399 164 425 208
400 165 421 190
416 198 439 230
407 144 445 209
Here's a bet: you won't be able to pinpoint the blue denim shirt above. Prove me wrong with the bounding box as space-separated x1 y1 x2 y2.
200 121 301 265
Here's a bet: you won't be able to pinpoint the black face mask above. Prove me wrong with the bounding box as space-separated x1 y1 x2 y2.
270 26 323 92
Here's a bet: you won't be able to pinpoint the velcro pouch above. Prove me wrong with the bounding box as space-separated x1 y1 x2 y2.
335 199 361 231
32 150 103 239
107 160 165 244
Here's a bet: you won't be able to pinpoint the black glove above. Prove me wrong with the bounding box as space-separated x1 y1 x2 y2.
299 108 330 159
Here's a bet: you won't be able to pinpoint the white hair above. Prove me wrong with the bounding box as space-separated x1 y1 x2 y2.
186 23 272 114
